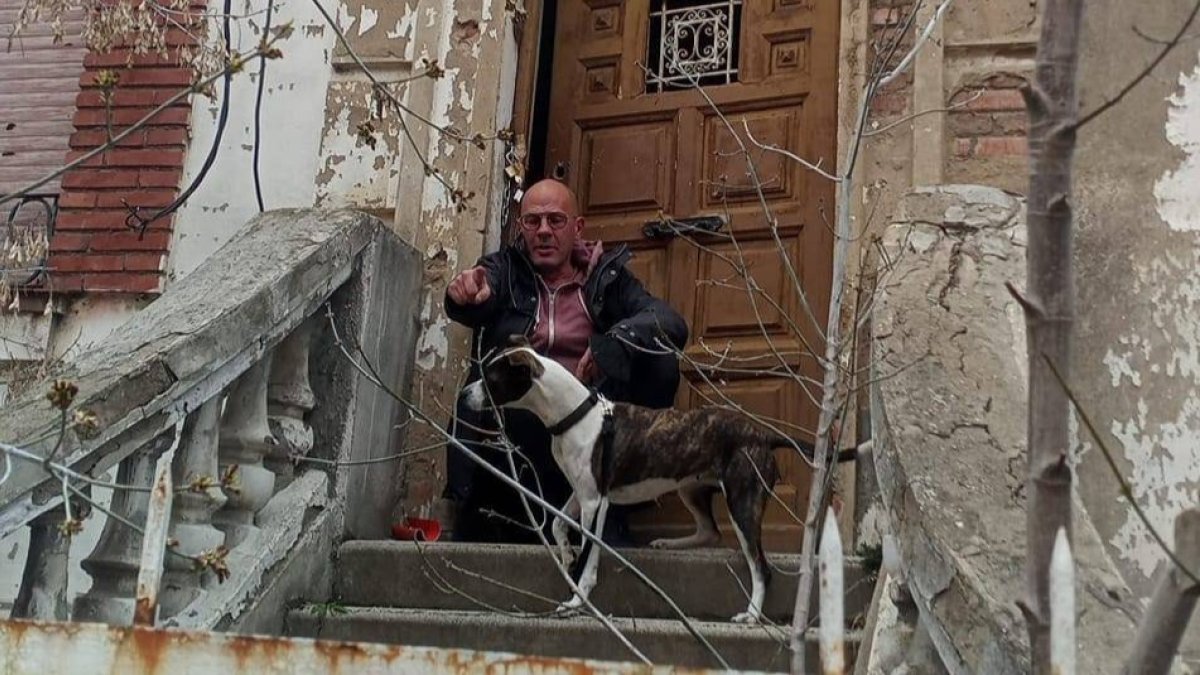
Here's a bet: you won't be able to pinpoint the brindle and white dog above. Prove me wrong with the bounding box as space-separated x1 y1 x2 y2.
462 336 787 624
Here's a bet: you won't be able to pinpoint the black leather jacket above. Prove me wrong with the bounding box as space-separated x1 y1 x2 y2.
441 241 689 506
445 241 689 393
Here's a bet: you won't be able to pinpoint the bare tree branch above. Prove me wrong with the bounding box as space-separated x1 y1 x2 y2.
1075 0 1200 130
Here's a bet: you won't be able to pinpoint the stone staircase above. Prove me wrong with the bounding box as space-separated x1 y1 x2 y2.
286 541 874 672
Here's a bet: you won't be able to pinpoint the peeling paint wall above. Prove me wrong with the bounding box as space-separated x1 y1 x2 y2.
1075 0 1200 655
313 0 422 216
390 0 519 516
165 0 340 284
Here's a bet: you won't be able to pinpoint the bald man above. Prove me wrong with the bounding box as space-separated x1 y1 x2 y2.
442 178 689 545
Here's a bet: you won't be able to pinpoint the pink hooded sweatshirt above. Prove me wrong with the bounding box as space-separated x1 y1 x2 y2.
527 240 604 377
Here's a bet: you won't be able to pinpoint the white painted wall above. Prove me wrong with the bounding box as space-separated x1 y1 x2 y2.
165 0 341 285
1101 54 1200 580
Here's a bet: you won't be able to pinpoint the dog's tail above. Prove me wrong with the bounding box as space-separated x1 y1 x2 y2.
769 434 857 464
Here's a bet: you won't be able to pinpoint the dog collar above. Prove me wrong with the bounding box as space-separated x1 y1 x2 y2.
546 390 600 435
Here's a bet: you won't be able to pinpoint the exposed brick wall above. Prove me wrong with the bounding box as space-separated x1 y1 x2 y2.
49 27 196 295
949 74 1030 159
945 70 1032 192
868 0 918 120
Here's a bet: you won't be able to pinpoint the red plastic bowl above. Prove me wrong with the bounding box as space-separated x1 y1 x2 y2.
391 517 442 542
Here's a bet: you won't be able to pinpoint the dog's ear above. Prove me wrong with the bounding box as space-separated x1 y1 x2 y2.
506 334 531 348
505 348 545 378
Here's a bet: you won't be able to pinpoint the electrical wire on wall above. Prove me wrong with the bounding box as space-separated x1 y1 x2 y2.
251 0 274 212
123 0 235 238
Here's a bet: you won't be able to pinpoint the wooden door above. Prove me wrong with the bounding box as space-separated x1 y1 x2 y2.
542 0 839 551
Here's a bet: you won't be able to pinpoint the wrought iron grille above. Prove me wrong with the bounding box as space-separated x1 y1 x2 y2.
646 0 743 92
1 193 57 287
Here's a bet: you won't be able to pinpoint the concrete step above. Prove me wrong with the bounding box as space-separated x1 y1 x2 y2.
334 541 875 624
287 606 861 672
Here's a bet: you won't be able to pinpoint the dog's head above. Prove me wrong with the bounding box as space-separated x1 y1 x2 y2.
462 335 547 412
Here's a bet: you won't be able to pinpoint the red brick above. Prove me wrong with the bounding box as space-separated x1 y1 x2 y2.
956 89 1026 112
165 30 199 48
61 169 140 189
101 149 185 168
84 51 182 68
89 231 171 251
76 89 161 109
58 192 97 208
74 106 191 128
871 92 908 116
50 273 85 293
124 252 164 271
82 272 161 293
954 138 974 157
82 68 192 89
144 128 188 147
55 211 137 230
49 233 90 252
980 72 1031 89
64 150 100 167
69 130 146 150
96 190 177 208
975 136 1028 156
52 253 124 273
138 170 182 187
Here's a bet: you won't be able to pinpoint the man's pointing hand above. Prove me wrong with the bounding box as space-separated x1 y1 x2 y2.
448 266 492 305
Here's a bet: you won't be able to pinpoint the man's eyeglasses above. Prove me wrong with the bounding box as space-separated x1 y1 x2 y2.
518 212 571 230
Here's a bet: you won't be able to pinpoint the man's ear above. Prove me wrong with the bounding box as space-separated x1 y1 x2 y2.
506 348 545 378
507 334 531 348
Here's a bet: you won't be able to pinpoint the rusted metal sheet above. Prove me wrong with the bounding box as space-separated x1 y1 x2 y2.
0 619 733 674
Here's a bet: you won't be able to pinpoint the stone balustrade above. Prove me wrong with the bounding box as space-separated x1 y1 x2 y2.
0 209 420 630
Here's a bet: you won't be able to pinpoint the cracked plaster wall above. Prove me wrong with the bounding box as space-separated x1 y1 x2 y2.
393 0 518 515
1074 4 1200 656
165 0 341 285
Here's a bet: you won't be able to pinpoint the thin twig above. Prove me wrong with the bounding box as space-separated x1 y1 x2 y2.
326 311 729 669
1075 0 1200 130
1043 354 1200 587
0 45 268 207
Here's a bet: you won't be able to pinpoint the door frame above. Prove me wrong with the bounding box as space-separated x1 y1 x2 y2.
504 0 871 538
508 0 866 196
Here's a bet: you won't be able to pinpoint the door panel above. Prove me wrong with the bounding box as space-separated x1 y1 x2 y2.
543 0 839 552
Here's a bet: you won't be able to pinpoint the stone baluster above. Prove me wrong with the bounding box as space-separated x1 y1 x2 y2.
74 442 168 624
265 319 316 488
159 397 227 619
11 502 81 621
212 357 277 549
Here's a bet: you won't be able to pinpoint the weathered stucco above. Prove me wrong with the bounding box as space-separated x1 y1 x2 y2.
872 186 1139 673
165 0 342 285
390 0 520 517
313 0 422 215
1074 2 1200 646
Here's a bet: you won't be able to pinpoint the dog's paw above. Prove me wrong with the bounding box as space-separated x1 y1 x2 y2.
648 538 676 550
554 596 585 617
730 611 761 625
557 547 576 568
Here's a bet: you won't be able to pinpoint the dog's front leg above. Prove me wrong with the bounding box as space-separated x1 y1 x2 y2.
553 493 579 568
556 496 609 616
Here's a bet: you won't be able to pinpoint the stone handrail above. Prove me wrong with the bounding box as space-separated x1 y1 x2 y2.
0 208 419 629
867 186 1138 673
